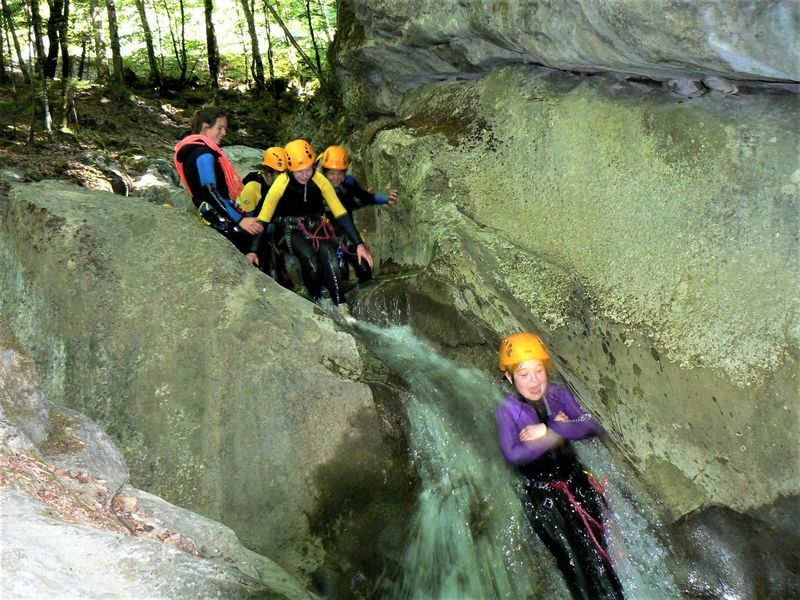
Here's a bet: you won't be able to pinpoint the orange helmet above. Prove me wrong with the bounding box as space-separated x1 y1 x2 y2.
284 139 316 171
320 145 350 170
261 147 288 171
498 332 550 373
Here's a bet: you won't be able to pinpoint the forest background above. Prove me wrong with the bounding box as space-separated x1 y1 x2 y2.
0 0 345 182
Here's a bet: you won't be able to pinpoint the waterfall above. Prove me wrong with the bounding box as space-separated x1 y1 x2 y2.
350 322 680 599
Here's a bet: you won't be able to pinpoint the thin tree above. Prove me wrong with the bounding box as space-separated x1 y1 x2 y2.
314 0 332 43
239 0 264 90
77 32 87 79
304 0 321 76
260 0 278 101
58 0 70 78
59 0 78 130
263 0 320 79
89 0 110 82
232 0 249 87
161 0 188 86
0 10 7 83
44 0 64 78
26 0 52 137
105 0 123 82
2 0 28 81
133 0 160 86
203 0 218 90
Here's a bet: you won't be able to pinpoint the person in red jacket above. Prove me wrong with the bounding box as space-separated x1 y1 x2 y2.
173 107 263 255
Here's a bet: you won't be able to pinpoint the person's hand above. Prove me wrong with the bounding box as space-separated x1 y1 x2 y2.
246 252 259 266
519 423 547 442
554 411 569 423
356 243 374 269
387 190 398 205
239 217 264 235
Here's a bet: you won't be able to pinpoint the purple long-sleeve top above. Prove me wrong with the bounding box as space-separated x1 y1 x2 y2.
495 383 599 466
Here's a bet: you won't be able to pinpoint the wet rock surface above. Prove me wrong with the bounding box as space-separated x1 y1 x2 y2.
0 180 414 579
340 65 799 517
669 499 800 599
0 315 317 599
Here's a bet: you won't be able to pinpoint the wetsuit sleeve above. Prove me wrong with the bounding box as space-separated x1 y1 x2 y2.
344 176 379 209
317 172 365 245
496 403 563 466
256 173 289 222
547 386 600 440
197 153 242 223
334 214 364 246
315 172 348 218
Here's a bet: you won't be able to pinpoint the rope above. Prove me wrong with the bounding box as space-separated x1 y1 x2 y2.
295 217 337 251
549 480 612 565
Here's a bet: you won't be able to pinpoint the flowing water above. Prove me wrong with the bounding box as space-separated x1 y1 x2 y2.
346 321 680 599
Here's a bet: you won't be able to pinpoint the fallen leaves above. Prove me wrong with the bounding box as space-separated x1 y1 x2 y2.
1 454 204 558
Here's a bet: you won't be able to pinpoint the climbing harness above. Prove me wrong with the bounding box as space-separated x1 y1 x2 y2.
295 216 337 251
549 480 612 565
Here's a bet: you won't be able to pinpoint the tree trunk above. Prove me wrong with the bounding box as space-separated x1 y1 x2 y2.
263 0 319 79
133 0 159 86
239 0 264 90
0 12 7 83
314 0 333 44
44 0 64 78
259 1 278 101
77 35 86 79
27 0 52 136
1 0 29 81
203 0 218 89
29 0 46 65
161 0 187 86
232 2 250 87
105 0 123 82
59 0 74 130
58 0 70 78
89 0 109 82
304 0 322 76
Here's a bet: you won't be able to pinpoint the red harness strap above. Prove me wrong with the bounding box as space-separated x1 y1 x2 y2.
549 480 613 565
295 217 337 251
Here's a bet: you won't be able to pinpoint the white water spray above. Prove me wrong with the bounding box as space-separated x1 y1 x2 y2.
351 323 680 599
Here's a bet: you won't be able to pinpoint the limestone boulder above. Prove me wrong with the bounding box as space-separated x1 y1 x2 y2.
668 499 800 598
0 319 48 455
0 180 412 577
0 314 316 599
1 488 316 600
41 405 131 489
334 0 800 115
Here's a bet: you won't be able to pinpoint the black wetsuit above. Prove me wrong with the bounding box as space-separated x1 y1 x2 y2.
519 444 623 600
252 172 364 305
328 175 390 283
496 388 624 600
239 171 293 289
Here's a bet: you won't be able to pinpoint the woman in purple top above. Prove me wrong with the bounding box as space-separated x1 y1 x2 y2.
496 332 623 600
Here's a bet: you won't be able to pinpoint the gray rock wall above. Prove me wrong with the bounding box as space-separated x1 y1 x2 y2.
348 65 798 516
335 0 799 115
0 314 316 600
0 181 409 576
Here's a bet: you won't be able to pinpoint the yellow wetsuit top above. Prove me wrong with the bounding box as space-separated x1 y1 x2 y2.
255 171 347 223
